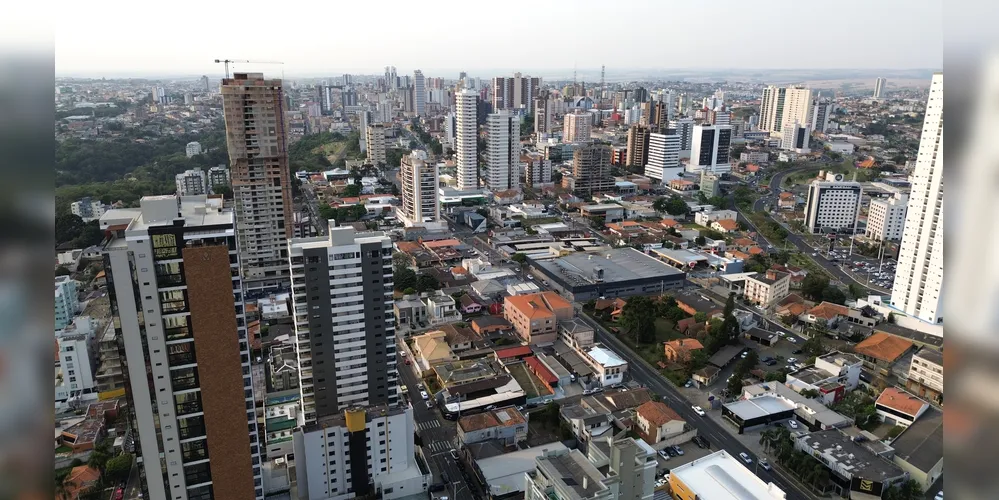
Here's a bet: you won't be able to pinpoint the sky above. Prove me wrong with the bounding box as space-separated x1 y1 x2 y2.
54 0 942 78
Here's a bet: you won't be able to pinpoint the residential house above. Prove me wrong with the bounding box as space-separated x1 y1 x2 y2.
875 388 929 428
436 322 477 353
785 351 863 404
459 294 482 315
778 192 796 210
457 406 528 446
663 338 704 363
593 298 627 320
58 466 101 500
692 366 720 387
470 316 511 336
412 331 457 369
906 349 943 403
635 401 686 445
854 332 916 379
424 290 461 325
800 301 850 328
504 291 573 345
393 295 428 331
673 291 722 318
711 219 740 233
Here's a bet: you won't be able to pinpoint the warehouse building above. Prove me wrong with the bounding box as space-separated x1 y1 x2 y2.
530 248 685 301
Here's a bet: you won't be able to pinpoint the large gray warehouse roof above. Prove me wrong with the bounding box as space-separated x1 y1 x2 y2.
534 247 684 287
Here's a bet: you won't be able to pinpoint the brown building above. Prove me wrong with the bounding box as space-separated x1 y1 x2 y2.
566 143 617 196
221 72 294 291
503 292 573 344
626 124 651 168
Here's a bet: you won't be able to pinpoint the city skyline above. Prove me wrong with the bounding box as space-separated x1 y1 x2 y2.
54 0 942 77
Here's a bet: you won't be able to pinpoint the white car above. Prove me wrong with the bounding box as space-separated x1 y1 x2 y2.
420 391 429 400
787 357 798 364
400 351 407 357
787 337 797 344
788 419 799 429
739 452 753 464
692 405 706 416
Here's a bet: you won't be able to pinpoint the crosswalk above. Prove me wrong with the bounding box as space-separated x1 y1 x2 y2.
425 440 452 453
416 420 440 431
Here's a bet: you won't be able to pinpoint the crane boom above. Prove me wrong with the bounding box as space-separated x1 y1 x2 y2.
214 59 284 79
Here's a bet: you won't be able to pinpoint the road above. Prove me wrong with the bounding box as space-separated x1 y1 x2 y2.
573 311 816 500
396 351 483 499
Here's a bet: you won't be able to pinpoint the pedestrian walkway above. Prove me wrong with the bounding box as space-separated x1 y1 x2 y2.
417 420 440 431
425 441 453 453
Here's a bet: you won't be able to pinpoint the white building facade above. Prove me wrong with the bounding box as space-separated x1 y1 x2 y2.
455 89 479 191
175 168 207 196
688 125 732 174
644 132 681 181
487 111 518 191
804 176 862 233
866 193 908 242
399 150 440 227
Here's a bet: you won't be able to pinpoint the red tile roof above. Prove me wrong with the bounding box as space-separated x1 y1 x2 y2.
495 346 532 359
855 332 914 362
876 387 928 417
525 356 558 384
637 401 684 427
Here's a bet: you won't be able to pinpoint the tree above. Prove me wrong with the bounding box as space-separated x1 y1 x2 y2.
618 296 657 344
416 274 440 293
802 334 827 357
105 453 133 483
510 253 528 264
801 274 830 301
727 374 745 397
343 184 362 197
821 285 847 305
212 183 233 198
800 388 821 399
693 312 708 323
653 195 690 216
56 266 72 276
765 369 789 383
694 236 706 246
56 213 86 246
393 266 418 292
87 440 112 475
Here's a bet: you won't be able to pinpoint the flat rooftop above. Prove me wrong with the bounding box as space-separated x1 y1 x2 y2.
818 351 864 367
670 450 787 500
458 406 527 433
789 366 836 385
533 247 683 287
128 195 232 232
890 407 943 473
477 442 568 496
797 429 904 481
724 395 796 421
535 449 609 499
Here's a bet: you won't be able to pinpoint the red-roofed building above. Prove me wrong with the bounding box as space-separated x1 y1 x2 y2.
495 345 532 360
525 356 558 390
711 219 740 233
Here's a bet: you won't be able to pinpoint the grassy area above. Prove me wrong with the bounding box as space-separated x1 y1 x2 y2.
593 314 682 368
508 362 552 398
789 252 832 278
55 445 73 454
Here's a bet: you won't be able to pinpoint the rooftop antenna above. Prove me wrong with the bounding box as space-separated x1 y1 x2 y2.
214 59 285 79
600 64 606 109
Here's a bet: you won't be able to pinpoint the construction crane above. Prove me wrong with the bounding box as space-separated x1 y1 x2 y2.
214 59 284 79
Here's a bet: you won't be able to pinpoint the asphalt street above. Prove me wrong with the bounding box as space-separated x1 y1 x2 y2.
574 312 817 500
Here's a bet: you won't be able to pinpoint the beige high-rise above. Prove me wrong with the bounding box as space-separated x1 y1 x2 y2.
626 124 651 168
366 124 387 166
221 72 293 291
563 111 591 143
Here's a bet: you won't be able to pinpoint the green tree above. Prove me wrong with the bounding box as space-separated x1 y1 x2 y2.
212 183 233 198
821 285 847 305
511 253 528 264
416 274 440 293
765 369 789 383
394 266 418 292
56 213 86 246
87 440 112 475
693 312 708 323
56 266 72 276
619 295 657 344
343 184 362 198
727 374 745 397
801 274 830 301
653 195 690 216
105 453 133 483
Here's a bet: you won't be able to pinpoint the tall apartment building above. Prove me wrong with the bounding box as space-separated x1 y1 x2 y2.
319 85 335 115
708 108 731 126
866 193 908 242
206 166 230 194
759 85 787 134
377 101 394 123
810 100 831 133
700 171 721 197
175 168 207 196
103 195 262 500
625 124 651 168
366 124 387 166
71 197 107 222
640 100 670 132
780 122 810 152
670 118 694 156
287 227 397 423
221 72 293 291
341 87 358 108
688 124 732 174
55 316 99 402
186 141 202 158
413 70 426 116
567 143 616 196
492 73 541 110
399 150 440 227
455 89 479 191
525 449 614 500
743 270 791 307
535 90 553 135
781 86 813 134
486 111 519 191
55 275 78 330
95 323 125 394
874 77 887 99
402 86 415 114
524 152 552 187
563 111 591 143
804 174 863 233
645 132 681 181
891 73 943 324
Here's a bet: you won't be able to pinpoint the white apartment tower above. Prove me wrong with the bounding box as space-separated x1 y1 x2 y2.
781 86 813 135
804 174 863 233
413 70 426 116
399 150 440 227
811 100 831 133
644 132 682 181
688 124 732 174
780 122 810 153
866 193 908 242
206 166 230 194
487 111 519 191
103 195 263 500
563 111 591 143
874 77 887 99
366 124 387 166
175 168 207 196
891 73 944 324
455 89 479 191
288 227 397 423
759 85 787 134
186 141 202 158
669 118 695 157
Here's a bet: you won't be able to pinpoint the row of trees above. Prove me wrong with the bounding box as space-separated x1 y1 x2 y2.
800 274 847 305
410 120 444 156
55 440 133 500
392 252 441 295
652 195 690 217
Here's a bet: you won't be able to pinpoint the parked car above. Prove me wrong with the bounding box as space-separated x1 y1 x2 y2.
665 446 678 457
659 450 670 460
787 357 798 364
672 445 684 456
692 405 706 416
420 391 429 400
426 400 434 409
787 337 797 343
693 436 710 449
792 349 803 354
450 449 460 460
788 419 799 429
760 458 772 471
739 452 753 464
684 380 694 388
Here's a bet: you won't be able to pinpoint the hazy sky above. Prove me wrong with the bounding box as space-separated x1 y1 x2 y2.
55 0 942 78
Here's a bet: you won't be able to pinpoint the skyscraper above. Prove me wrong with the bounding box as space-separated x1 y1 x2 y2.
874 77 887 99
760 85 811 135
221 72 293 291
781 86 813 133
780 122 810 152
568 143 616 196
670 117 695 156
689 124 733 174
413 70 426 116
891 73 943 324
810 100 831 133
366 124 387 166
645 132 681 181
759 85 787 134
455 89 479 191
103 195 262 500
492 73 541 110
563 111 591 143
399 150 440 227
804 174 863 233
487 111 518 191
625 124 651 169
534 90 552 135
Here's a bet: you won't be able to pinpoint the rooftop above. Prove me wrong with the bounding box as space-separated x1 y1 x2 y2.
534 449 610 499
818 351 864 367
434 359 501 386
797 429 904 481
876 387 928 417
724 395 796 420
477 442 568 496
458 405 527 433
637 401 684 427
873 323 943 349
890 407 943 473
670 450 787 500
587 346 626 367
533 248 683 288
912 348 943 367
505 291 571 320
126 195 231 233
854 332 914 363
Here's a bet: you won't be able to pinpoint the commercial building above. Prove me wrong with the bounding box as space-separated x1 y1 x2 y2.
455 89 479 191
366 123 387 166
635 401 685 444
504 291 573 345
865 193 908 242
906 348 943 402
625 124 650 169
804 174 863 233
688 125 732 174
564 111 592 143
795 429 906 499
398 150 440 227
525 449 614 500
102 195 262 500
785 351 863 404
288 227 397 423
891 73 944 325
743 269 791 307
731 382 852 433
492 73 541 110
564 143 617 196
669 450 787 500
221 72 293 291
55 275 78 330
780 122 810 153
875 387 929 427
890 407 943 491
531 248 685 301
487 111 518 191
645 132 681 181
175 168 207 196
293 406 428 500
